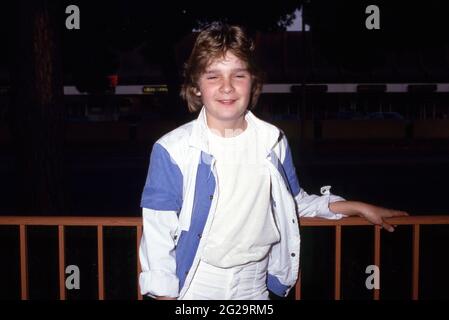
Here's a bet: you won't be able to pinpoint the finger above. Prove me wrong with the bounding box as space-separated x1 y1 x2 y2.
382 221 395 232
390 210 409 217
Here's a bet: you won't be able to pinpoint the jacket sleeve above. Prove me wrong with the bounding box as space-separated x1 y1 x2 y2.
139 143 183 298
280 136 346 219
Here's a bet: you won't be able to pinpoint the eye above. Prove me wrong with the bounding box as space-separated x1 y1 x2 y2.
206 76 218 80
235 73 248 78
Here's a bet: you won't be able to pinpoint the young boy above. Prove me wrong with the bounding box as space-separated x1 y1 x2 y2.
138 22 408 300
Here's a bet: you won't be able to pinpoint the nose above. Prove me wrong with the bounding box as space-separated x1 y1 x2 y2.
219 77 234 94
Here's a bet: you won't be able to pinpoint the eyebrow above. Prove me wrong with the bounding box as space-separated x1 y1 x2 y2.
204 68 249 74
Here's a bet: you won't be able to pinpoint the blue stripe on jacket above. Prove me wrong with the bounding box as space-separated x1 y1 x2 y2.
141 143 183 211
272 138 301 197
267 274 291 297
176 152 215 290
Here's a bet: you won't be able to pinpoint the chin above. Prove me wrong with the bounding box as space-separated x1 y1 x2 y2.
219 110 244 119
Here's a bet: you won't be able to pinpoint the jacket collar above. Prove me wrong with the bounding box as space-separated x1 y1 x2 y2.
188 106 281 157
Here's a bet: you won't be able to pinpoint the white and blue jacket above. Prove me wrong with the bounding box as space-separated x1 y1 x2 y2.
139 107 346 299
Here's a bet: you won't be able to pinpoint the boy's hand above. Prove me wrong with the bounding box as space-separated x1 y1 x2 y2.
358 203 409 232
329 201 409 232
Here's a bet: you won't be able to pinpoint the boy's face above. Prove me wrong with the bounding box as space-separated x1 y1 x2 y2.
197 51 252 128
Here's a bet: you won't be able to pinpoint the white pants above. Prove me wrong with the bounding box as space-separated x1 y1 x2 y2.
181 257 270 300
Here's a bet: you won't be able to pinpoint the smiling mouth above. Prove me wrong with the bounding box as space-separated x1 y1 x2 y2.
217 99 237 105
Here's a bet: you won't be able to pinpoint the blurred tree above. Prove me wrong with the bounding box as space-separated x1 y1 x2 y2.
8 0 66 214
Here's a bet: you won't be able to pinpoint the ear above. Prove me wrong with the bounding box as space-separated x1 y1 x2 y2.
194 89 202 96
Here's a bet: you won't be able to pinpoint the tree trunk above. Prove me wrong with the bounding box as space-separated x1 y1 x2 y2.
9 0 66 215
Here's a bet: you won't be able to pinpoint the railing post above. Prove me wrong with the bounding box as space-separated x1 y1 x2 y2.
295 271 302 300
19 225 28 300
334 225 341 300
58 225 66 300
97 225 105 300
374 225 381 300
412 224 420 300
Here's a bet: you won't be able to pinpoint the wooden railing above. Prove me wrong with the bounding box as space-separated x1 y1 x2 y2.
0 216 143 301
1 215 448 300
296 215 449 300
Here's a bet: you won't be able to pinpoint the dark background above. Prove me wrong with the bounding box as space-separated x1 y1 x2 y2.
0 0 448 300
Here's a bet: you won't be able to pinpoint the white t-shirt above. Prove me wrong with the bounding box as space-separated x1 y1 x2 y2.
201 119 280 268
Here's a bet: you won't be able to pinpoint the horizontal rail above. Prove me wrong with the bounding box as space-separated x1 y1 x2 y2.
1 215 449 227
0 216 142 226
298 216 449 226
